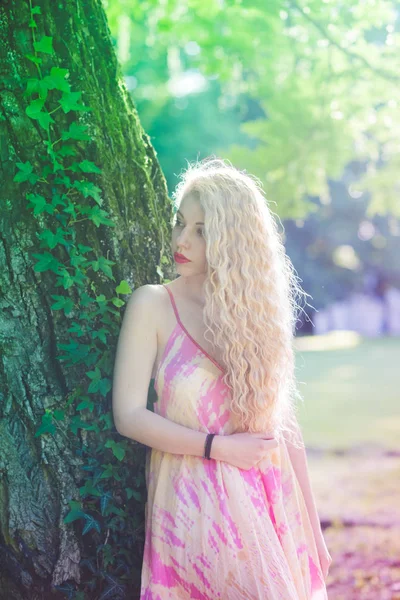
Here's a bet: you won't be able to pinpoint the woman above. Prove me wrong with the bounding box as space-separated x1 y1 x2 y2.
112 158 331 599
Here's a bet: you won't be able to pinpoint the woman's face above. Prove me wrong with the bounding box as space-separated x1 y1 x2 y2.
171 194 207 275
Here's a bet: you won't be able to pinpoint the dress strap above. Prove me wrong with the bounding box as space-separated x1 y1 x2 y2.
162 284 181 327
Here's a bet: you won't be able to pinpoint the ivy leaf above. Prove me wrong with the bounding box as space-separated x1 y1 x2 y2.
76 398 95 412
105 440 126 461
73 180 102 204
85 206 116 228
82 515 101 535
77 244 93 254
25 98 45 118
33 35 54 55
78 160 102 174
37 111 55 130
24 78 41 97
32 251 60 273
50 295 75 315
31 6 41 14
43 67 70 93
97 256 116 278
100 492 113 516
14 161 38 184
34 411 56 437
57 145 76 157
70 416 96 435
25 53 42 65
63 509 86 524
86 367 101 381
111 297 125 308
59 91 91 113
39 227 69 250
126 488 142 501
98 377 112 398
62 122 91 141
28 192 46 213
55 269 75 290
92 328 108 344
115 280 132 295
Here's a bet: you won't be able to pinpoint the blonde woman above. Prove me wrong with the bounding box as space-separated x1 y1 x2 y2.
112 158 331 599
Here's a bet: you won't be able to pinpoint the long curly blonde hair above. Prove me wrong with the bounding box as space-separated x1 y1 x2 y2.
171 157 309 449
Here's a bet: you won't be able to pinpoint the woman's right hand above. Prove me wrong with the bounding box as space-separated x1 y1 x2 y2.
211 431 278 469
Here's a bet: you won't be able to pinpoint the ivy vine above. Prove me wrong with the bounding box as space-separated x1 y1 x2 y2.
13 2 165 598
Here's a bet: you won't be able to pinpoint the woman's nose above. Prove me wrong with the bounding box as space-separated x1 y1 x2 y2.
176 230 189 247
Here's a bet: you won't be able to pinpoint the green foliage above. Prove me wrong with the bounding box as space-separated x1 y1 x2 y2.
14 5 155 598
106 0 400 217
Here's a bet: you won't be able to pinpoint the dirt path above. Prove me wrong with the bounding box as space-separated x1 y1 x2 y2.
307 448 400 599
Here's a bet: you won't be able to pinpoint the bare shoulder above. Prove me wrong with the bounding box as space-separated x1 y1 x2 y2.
125 283 165 321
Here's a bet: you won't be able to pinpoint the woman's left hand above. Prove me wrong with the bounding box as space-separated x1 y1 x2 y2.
314 529 332 581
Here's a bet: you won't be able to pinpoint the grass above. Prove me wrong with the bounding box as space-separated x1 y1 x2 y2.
293 331 400 450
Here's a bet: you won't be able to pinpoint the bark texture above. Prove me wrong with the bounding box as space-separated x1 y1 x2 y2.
0 1 172 598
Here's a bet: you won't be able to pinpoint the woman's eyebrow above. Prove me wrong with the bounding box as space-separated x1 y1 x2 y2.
177 209 204 225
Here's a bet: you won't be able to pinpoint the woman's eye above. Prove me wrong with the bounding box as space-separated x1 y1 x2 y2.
173 220 203 236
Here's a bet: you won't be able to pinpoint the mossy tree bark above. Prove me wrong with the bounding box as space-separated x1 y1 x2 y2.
0 1 172 598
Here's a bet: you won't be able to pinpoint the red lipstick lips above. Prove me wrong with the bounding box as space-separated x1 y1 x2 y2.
174 252 191 263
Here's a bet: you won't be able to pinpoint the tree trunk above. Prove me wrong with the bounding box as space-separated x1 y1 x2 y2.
0 1 171 598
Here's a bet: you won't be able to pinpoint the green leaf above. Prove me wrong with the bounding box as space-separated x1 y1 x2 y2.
39 227 68 249
64 509 86 524
61 122 91 141
25 53 42 65
78 160 102 174
111 297 125 308
14 161 37 183
34 411 56 437
72 180 102 204
55 269 75 290
24 78 41 97
85 206 116 228
43 67 70 93
128 489 142 502
77 244 93 254
50 295 75 314
116 280 132 295
26 193 45 214
53 409 65 421
82 515 101 535
100 492 113 516
76 398 95 412
105 440 125 461
98 377 111 398
86 367 101 381
57 145 76 158
31 6 41 14
70 416 96 435
97 256 116 278
37 111 55 130
59 91 91 113
25 98 45 118
32 252 60 274
33 35 54 55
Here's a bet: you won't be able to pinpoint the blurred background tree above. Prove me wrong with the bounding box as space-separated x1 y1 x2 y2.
104 0 400 321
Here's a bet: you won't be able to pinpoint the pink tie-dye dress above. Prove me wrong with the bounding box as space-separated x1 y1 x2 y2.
140 284 328 600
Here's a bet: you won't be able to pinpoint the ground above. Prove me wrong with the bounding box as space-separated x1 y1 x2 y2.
296 332 400 599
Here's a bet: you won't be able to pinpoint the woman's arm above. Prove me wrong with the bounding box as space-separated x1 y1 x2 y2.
117 406 222 459
284 419 323 537
284 418 333 579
